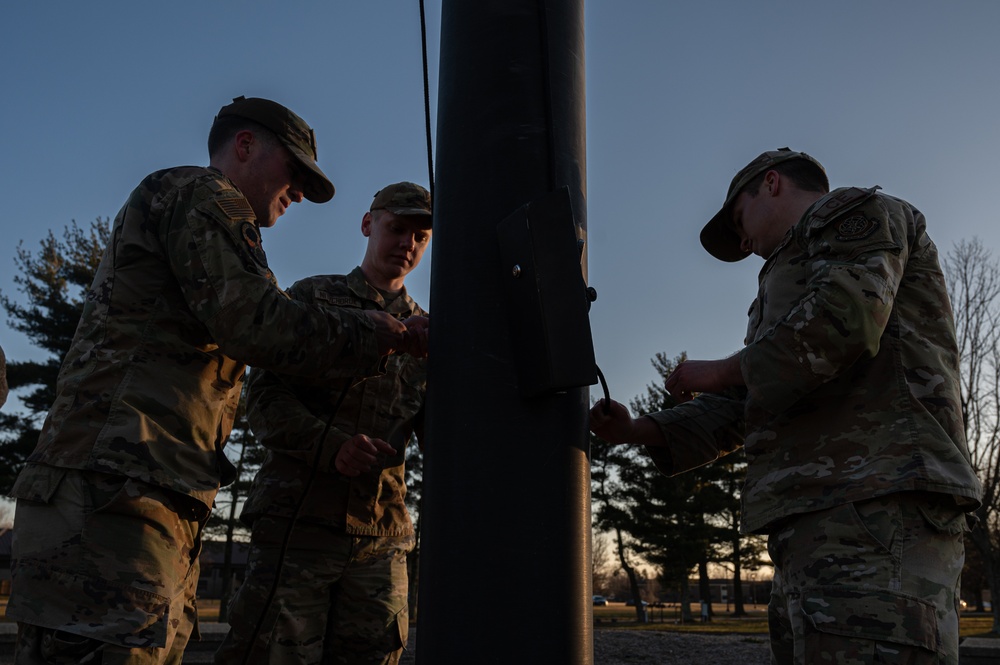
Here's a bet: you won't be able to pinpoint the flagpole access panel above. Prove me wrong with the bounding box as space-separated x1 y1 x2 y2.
417 1 594 663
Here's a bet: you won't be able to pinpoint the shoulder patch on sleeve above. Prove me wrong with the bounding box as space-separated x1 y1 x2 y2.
803 193 899 261
835 215 881 242
810 187 878 222
215 197 255 222
240 223 269 269
194 193 271 275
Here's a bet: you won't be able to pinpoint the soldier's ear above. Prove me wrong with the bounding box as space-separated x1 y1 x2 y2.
361 212 373 237
235 130 255 162
764 170 781 196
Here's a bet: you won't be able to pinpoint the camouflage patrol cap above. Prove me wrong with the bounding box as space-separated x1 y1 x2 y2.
370 182 432 220
216 96 336 204
700 148 828 262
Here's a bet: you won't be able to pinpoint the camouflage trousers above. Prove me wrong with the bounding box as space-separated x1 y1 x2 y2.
766 492 968 665
214 517 414 665
9 467 208 664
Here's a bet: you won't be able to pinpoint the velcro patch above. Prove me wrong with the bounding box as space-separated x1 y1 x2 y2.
836 215 880 242
811 187 876 221
241 222 269 268
215 197 255 222
317 294 361 307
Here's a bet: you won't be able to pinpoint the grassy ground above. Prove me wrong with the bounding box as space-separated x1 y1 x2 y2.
4 598 998 639
593 602 999 639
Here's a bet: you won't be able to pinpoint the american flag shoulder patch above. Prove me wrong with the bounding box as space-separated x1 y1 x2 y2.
215 197 255 221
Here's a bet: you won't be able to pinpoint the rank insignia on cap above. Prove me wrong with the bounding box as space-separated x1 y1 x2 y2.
241 222 269 268
836 215 880 241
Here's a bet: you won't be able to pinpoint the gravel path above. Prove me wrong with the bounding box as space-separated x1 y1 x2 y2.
398 628 770 664
591 630 770 664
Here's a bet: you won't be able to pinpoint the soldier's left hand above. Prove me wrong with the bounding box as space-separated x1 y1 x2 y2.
366 311 408 356
664 356 744 401
399 315 429 358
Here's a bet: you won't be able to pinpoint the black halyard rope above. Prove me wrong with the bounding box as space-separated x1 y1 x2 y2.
419 0 435 201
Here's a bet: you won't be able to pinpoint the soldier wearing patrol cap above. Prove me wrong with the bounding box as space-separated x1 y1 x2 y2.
215 182 432 665
8 98 423 665
590 149 982 664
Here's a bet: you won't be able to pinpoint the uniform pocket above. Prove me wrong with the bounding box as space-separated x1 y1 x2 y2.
800 585 938 662
74 478 201 647
390 606 408 653
916 500 968 536
40 627 107 663
9 464 67 503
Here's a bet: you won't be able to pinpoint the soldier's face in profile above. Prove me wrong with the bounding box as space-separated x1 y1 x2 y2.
731 185 781 259
242 141 305 228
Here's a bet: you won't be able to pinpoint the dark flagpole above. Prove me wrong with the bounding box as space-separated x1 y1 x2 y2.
417 1 593 663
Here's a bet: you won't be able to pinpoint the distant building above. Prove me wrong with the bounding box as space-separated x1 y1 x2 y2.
654 578 773 607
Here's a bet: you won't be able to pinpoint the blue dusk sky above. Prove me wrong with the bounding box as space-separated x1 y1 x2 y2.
2 1 999 414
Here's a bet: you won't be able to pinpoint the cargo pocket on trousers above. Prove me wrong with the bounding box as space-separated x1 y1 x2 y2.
391 607 407 653
916 500 968 536
9 464 67 503
800 586 938 664
40 627 105 662
75 478 187 648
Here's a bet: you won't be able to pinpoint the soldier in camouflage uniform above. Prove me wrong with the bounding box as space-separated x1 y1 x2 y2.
214 182 432 665
8 97 419 665
590 149 982 664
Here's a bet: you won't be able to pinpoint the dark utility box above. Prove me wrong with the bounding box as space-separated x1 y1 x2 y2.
497 187 597 398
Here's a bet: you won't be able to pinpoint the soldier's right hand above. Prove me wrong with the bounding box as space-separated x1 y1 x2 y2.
335 433 397 476
589 399 669 447
589 399 635 444
365 311 407 356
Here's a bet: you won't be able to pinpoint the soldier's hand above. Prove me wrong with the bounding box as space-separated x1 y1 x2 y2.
399 315 429 358
335 433 397 477
589 399 635 444
365 311 407 356
664 356 744 401
589 399 668 447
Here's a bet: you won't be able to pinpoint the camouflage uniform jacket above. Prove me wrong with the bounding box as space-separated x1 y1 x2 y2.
240 267 426 537
647 186 982 533
10 167 382 510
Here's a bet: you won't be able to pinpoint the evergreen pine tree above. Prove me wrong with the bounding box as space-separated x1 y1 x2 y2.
0 218 110 490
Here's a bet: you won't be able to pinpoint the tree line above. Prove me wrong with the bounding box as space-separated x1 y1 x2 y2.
3 219 1000 632
590 351 765 621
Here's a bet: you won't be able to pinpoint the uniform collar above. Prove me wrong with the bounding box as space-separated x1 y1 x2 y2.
346 266 418 316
